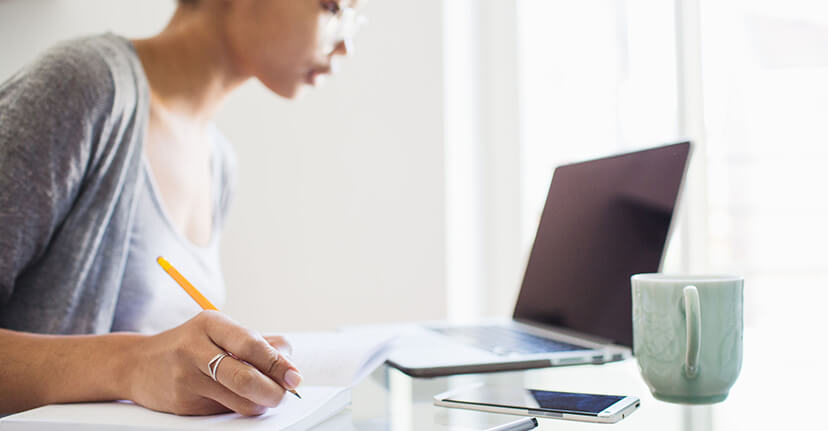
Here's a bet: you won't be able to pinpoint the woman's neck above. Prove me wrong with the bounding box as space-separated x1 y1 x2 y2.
132 9 247 127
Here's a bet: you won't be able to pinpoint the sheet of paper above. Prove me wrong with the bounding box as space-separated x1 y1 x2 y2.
281 328 398 388
0 387 349 431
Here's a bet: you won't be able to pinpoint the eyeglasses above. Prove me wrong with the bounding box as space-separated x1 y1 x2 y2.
322 6 367 54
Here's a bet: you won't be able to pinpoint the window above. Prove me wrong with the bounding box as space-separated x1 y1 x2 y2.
518 0 679 249
700 0 828 328
518 0 828 332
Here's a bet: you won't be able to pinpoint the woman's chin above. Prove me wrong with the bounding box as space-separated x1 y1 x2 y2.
262 81 303 100
266 77 329 99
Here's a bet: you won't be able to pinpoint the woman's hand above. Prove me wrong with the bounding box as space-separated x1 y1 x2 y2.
264 334 293 358
124 310 302 416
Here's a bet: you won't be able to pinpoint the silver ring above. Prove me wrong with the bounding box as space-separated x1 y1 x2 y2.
207 352 230 382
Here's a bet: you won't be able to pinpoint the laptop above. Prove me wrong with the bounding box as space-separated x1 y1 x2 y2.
386 142 692 377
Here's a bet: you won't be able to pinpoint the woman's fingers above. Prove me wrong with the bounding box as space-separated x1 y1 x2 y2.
196 347 286 409
198 311 303 392
175 396 231 417
264 335 293 357
194 372 271 417
125 312 301 416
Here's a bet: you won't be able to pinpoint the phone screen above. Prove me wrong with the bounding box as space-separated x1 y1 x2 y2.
445 386 626 416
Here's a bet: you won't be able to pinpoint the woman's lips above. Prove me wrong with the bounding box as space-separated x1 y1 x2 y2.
305 66 332 86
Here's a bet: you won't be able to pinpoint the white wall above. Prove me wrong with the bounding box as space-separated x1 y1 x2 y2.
218 1 447 332
0 0 447 332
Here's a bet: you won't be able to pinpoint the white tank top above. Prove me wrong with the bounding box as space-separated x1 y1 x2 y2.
112 128 235 333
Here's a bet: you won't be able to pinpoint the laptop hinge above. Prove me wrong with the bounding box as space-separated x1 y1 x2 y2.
512 318 618 346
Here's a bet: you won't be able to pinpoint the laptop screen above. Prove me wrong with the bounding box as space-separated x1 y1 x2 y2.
513 142 691 347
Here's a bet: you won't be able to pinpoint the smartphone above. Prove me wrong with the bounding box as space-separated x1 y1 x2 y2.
433 384 640 424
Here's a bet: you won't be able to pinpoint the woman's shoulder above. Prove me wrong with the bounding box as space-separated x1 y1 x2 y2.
0 33 151 213
0 33 150 168
1 33 146 119
25 34 144 107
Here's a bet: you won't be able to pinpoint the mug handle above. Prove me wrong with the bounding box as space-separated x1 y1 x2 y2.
683 285 701 379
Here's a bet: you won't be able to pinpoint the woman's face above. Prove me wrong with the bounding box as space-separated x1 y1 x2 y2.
221 0 361 98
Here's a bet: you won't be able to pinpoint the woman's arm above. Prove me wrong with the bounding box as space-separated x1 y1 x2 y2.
0 328 139 413
0 311 301 416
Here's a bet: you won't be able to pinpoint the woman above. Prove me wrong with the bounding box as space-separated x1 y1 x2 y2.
0 0 361 416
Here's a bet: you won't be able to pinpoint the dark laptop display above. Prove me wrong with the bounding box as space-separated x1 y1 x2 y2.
386 142 691 377
513 142 691 347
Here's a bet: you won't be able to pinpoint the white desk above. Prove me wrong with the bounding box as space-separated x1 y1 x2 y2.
339 329 820 430
1 329 816 430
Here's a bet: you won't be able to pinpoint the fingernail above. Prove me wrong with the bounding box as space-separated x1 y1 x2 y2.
284 370 303 389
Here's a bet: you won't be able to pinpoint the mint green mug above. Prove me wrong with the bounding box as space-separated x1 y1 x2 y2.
631 274 743 404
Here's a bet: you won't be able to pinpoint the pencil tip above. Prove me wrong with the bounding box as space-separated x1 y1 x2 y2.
293 391 302 399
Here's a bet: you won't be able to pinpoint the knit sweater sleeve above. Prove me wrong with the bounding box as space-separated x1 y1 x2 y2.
0 40 116 304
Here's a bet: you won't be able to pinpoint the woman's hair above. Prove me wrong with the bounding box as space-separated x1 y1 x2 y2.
178 0 199 6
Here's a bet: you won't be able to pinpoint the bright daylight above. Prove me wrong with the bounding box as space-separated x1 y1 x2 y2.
0 0 823 430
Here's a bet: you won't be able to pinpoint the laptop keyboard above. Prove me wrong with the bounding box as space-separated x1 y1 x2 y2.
431 325 586 356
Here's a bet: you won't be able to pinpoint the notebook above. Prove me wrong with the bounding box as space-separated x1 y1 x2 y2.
386 142 691 377
0 329 396 431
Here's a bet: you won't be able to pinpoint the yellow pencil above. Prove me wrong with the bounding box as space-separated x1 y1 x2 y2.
156 256 302 399
157 256 218 311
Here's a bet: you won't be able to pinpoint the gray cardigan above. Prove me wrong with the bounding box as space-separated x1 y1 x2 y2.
0 34 149 334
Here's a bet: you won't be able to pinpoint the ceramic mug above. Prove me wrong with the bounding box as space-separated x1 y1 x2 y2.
631 274 743 404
